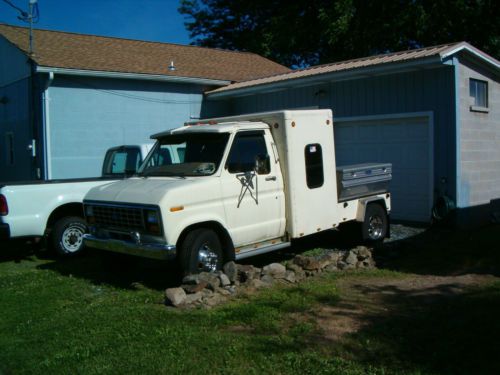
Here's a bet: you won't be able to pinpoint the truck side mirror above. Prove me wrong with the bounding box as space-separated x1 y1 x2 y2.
255 154 270 175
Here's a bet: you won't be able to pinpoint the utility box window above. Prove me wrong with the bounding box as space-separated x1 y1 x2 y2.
304 143 324 189
469 78 488 110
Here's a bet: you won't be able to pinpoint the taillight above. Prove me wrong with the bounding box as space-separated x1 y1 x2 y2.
0 194 8 216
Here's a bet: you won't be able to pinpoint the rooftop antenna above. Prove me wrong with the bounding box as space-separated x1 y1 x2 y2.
2 0 39 55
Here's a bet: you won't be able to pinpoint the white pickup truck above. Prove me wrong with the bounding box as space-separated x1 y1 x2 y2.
83 110 391 273
0 144 168 256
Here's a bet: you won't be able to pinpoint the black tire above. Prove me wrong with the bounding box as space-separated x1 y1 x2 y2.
51 216 88 256
362 203 388 243
180 228 223 275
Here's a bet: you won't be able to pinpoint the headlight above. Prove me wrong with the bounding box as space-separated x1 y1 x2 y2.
144 209 161 235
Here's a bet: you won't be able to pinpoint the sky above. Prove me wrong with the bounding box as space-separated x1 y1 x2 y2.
0 0 191 45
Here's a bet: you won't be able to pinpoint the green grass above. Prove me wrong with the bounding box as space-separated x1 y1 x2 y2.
0 224 499 374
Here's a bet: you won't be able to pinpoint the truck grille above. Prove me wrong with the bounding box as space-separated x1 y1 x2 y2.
93 205 145 230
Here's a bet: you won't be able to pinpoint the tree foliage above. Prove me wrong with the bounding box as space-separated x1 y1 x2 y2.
179 0 500 67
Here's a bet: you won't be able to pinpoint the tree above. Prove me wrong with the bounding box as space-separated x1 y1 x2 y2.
179 0 500 67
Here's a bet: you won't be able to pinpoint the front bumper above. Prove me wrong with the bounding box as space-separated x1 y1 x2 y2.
0 223 10 239
83 234 176 260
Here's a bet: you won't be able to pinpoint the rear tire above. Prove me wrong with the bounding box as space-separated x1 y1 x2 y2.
180 228 223 275
362 203 388 243
51 216 87 256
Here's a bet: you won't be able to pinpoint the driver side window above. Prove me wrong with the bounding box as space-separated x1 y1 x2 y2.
226 132 270 174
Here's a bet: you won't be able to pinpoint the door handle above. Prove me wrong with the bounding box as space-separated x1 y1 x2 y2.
265 176 277 181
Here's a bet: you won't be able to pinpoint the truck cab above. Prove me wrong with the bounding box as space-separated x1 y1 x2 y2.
83 110 391 273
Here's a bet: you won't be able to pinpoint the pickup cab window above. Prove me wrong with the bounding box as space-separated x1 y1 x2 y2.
139 133 229 177
102 147 142 177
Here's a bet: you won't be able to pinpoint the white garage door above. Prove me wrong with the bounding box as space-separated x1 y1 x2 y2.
334 115 433 222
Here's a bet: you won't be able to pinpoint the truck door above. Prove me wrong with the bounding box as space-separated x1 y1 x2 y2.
220 130 284 247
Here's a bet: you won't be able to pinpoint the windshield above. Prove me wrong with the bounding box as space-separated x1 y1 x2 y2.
138 133 230 177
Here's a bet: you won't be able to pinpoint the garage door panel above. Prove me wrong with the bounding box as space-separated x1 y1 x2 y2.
335 115 431 222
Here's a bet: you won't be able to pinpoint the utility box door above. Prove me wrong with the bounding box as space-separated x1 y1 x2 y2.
268 110 337 238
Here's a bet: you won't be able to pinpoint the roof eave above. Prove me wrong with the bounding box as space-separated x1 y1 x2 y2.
35 66 232 86
206 55 443 99
440 43 500 71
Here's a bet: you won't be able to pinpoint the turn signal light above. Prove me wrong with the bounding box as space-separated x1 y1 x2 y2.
0 194 8 216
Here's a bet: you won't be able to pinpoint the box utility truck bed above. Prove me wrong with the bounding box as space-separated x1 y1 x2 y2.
83 110 391 274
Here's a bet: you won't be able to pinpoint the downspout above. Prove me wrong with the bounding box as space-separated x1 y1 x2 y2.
452 57 463 209
42 71 54 180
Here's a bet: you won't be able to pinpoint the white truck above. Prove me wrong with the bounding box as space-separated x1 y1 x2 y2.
0 144 172 256
83 110 391 273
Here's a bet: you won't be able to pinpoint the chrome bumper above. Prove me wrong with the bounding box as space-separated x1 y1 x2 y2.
83 234 176 260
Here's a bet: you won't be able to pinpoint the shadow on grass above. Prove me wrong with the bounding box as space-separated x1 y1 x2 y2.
373 223 500 276
36 249 183 291
331 280 500 374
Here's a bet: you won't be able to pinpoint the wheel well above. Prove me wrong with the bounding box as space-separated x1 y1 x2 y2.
46 203 84 234
176 222 235 262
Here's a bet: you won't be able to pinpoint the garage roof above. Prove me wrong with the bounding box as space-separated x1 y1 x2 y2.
208 42 500 97
0 24 290 83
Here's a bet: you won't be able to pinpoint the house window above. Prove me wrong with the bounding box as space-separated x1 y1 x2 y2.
469 78 488 111
5 132 14 165
304 143 324 189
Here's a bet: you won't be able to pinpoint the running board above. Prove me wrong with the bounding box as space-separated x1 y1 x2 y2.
235 239 291 260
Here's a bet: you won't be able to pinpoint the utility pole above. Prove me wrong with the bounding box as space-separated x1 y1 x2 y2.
28 0 37 55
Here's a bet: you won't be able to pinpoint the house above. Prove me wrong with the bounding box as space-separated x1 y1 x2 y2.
1 23 499 224
204 43 500 224
0 24 289 181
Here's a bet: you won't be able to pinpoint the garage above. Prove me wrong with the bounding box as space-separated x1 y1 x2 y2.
334 113 433 222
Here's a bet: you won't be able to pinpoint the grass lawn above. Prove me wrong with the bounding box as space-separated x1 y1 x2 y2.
0 224 499 374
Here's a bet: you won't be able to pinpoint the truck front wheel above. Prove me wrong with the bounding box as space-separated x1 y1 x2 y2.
180 228 223 274
362 203 388 243
51 216 87 256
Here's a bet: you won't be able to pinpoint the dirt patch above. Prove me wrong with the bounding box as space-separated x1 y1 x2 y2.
312 273 498 341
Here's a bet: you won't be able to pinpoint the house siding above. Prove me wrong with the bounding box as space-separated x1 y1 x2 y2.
45 75 213 179
457 57 500 208
214 66 456 203
0 37 33 182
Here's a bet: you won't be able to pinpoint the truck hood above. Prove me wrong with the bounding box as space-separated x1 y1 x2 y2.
84 177 211 205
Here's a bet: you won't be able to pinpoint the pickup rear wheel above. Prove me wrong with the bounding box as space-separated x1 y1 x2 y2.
51 216 87 256
362 203 388 242
180 228 223 274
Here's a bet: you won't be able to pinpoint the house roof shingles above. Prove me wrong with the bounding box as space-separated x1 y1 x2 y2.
0 24 290 82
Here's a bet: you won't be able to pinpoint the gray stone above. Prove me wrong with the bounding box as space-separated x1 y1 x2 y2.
355 246 372 260
324 263 338 272
247 279 268 289
260 274 275 285
182 274 201 285
293 255 320 271
284 270 296 283
286 263 302 272
201 289 214 298
219 273 231 287
237 264 258 282
345 251 358 265
165 287 187 307
217 288 232 296
337 261 348 270
223 261 238 283
181 281 208 294
198 272 221 290
205 294 226 307
262 263 286 278
326 252 341 264
318 254 333 269
185 292 203 304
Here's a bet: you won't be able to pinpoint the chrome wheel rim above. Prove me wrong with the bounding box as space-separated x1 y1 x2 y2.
368 215 384 239
62 225 84 253
197 244 219 272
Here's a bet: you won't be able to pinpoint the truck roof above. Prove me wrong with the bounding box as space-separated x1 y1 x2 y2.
151 121 270 139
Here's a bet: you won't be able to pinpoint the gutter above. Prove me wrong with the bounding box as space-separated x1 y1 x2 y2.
35 66 231 87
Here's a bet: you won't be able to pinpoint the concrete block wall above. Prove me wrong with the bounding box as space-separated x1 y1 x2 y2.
458 57 500 208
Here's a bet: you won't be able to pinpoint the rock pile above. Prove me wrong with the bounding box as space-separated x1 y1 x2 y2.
165 245 375 308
